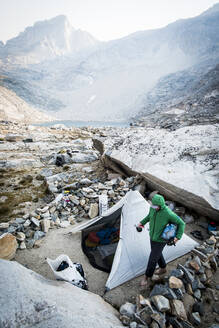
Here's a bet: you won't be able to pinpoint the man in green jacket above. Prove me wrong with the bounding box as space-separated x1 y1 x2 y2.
137 194 185 287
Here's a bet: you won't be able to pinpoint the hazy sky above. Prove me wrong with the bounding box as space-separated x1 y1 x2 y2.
0 0 218 43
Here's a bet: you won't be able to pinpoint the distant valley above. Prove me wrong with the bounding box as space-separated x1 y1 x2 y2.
0 4 219 124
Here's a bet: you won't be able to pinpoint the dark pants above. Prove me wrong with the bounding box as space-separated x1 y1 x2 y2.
145 240 166 278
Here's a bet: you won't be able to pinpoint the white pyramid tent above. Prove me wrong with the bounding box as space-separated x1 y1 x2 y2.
71 191 198 290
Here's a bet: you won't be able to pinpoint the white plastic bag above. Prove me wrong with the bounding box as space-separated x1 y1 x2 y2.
99 194 108 215
47 254 87 289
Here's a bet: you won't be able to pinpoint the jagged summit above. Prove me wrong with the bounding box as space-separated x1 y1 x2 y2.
2 15 98 64
34 15 70 26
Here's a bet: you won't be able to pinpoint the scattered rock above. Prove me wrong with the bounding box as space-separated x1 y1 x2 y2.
23 219 31 228
189 260 200 272
26 239 35 249
171 300 187 321
59 221 70 228
129 322 138 328
178 264 194 284
136 308 152 325
0 222 9 230
88 203 99 219
41 219 50 233
192 302 204 316
210 257 218 270
193 289 201 300
16 232 25 241
169 276 183 289
33 231 45 240
151 321 160 328
34 239 44 248
168 317 183 328
30 217 40 227
205 269 213 281
19 241 26 250
151 312 166 328
170 269 184 278
151 295 170 312
190 312 201 325
120 314 130 326
180 321 195 328
120 302 136 319
183 294 195 315
150 284 177 300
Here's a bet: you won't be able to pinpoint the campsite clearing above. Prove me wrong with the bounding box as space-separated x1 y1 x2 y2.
14 210 209 308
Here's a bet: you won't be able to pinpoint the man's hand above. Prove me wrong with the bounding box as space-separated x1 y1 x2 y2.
174 237 179 243
136 224 144 232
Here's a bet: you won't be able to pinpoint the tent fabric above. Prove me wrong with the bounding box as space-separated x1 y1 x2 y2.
70 190 198 290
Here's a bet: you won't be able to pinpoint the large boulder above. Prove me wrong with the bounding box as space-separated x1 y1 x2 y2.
101 125 219 220
0 233 18 260
0 260 123 328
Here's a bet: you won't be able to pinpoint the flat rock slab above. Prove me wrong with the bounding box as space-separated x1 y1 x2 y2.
0 260 123 328
101 125 219 219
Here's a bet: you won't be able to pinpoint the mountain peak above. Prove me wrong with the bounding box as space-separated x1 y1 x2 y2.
3 15 97 64
201 2 219 16
34 15 71 28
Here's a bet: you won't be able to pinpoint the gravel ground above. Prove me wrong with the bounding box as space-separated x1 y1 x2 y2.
14 220 217 311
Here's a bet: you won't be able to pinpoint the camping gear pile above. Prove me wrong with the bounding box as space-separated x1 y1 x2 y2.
84 226 120 272
85 228 120 247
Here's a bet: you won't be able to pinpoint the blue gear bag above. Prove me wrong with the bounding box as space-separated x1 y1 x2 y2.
161 223 177 241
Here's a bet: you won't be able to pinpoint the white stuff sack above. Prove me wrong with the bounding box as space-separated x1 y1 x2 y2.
47 254 84 283
99 194 108 215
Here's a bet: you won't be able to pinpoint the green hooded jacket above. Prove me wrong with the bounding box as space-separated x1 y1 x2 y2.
140 194 185 243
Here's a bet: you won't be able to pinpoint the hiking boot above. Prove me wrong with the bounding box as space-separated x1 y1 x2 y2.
154 268 167 275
